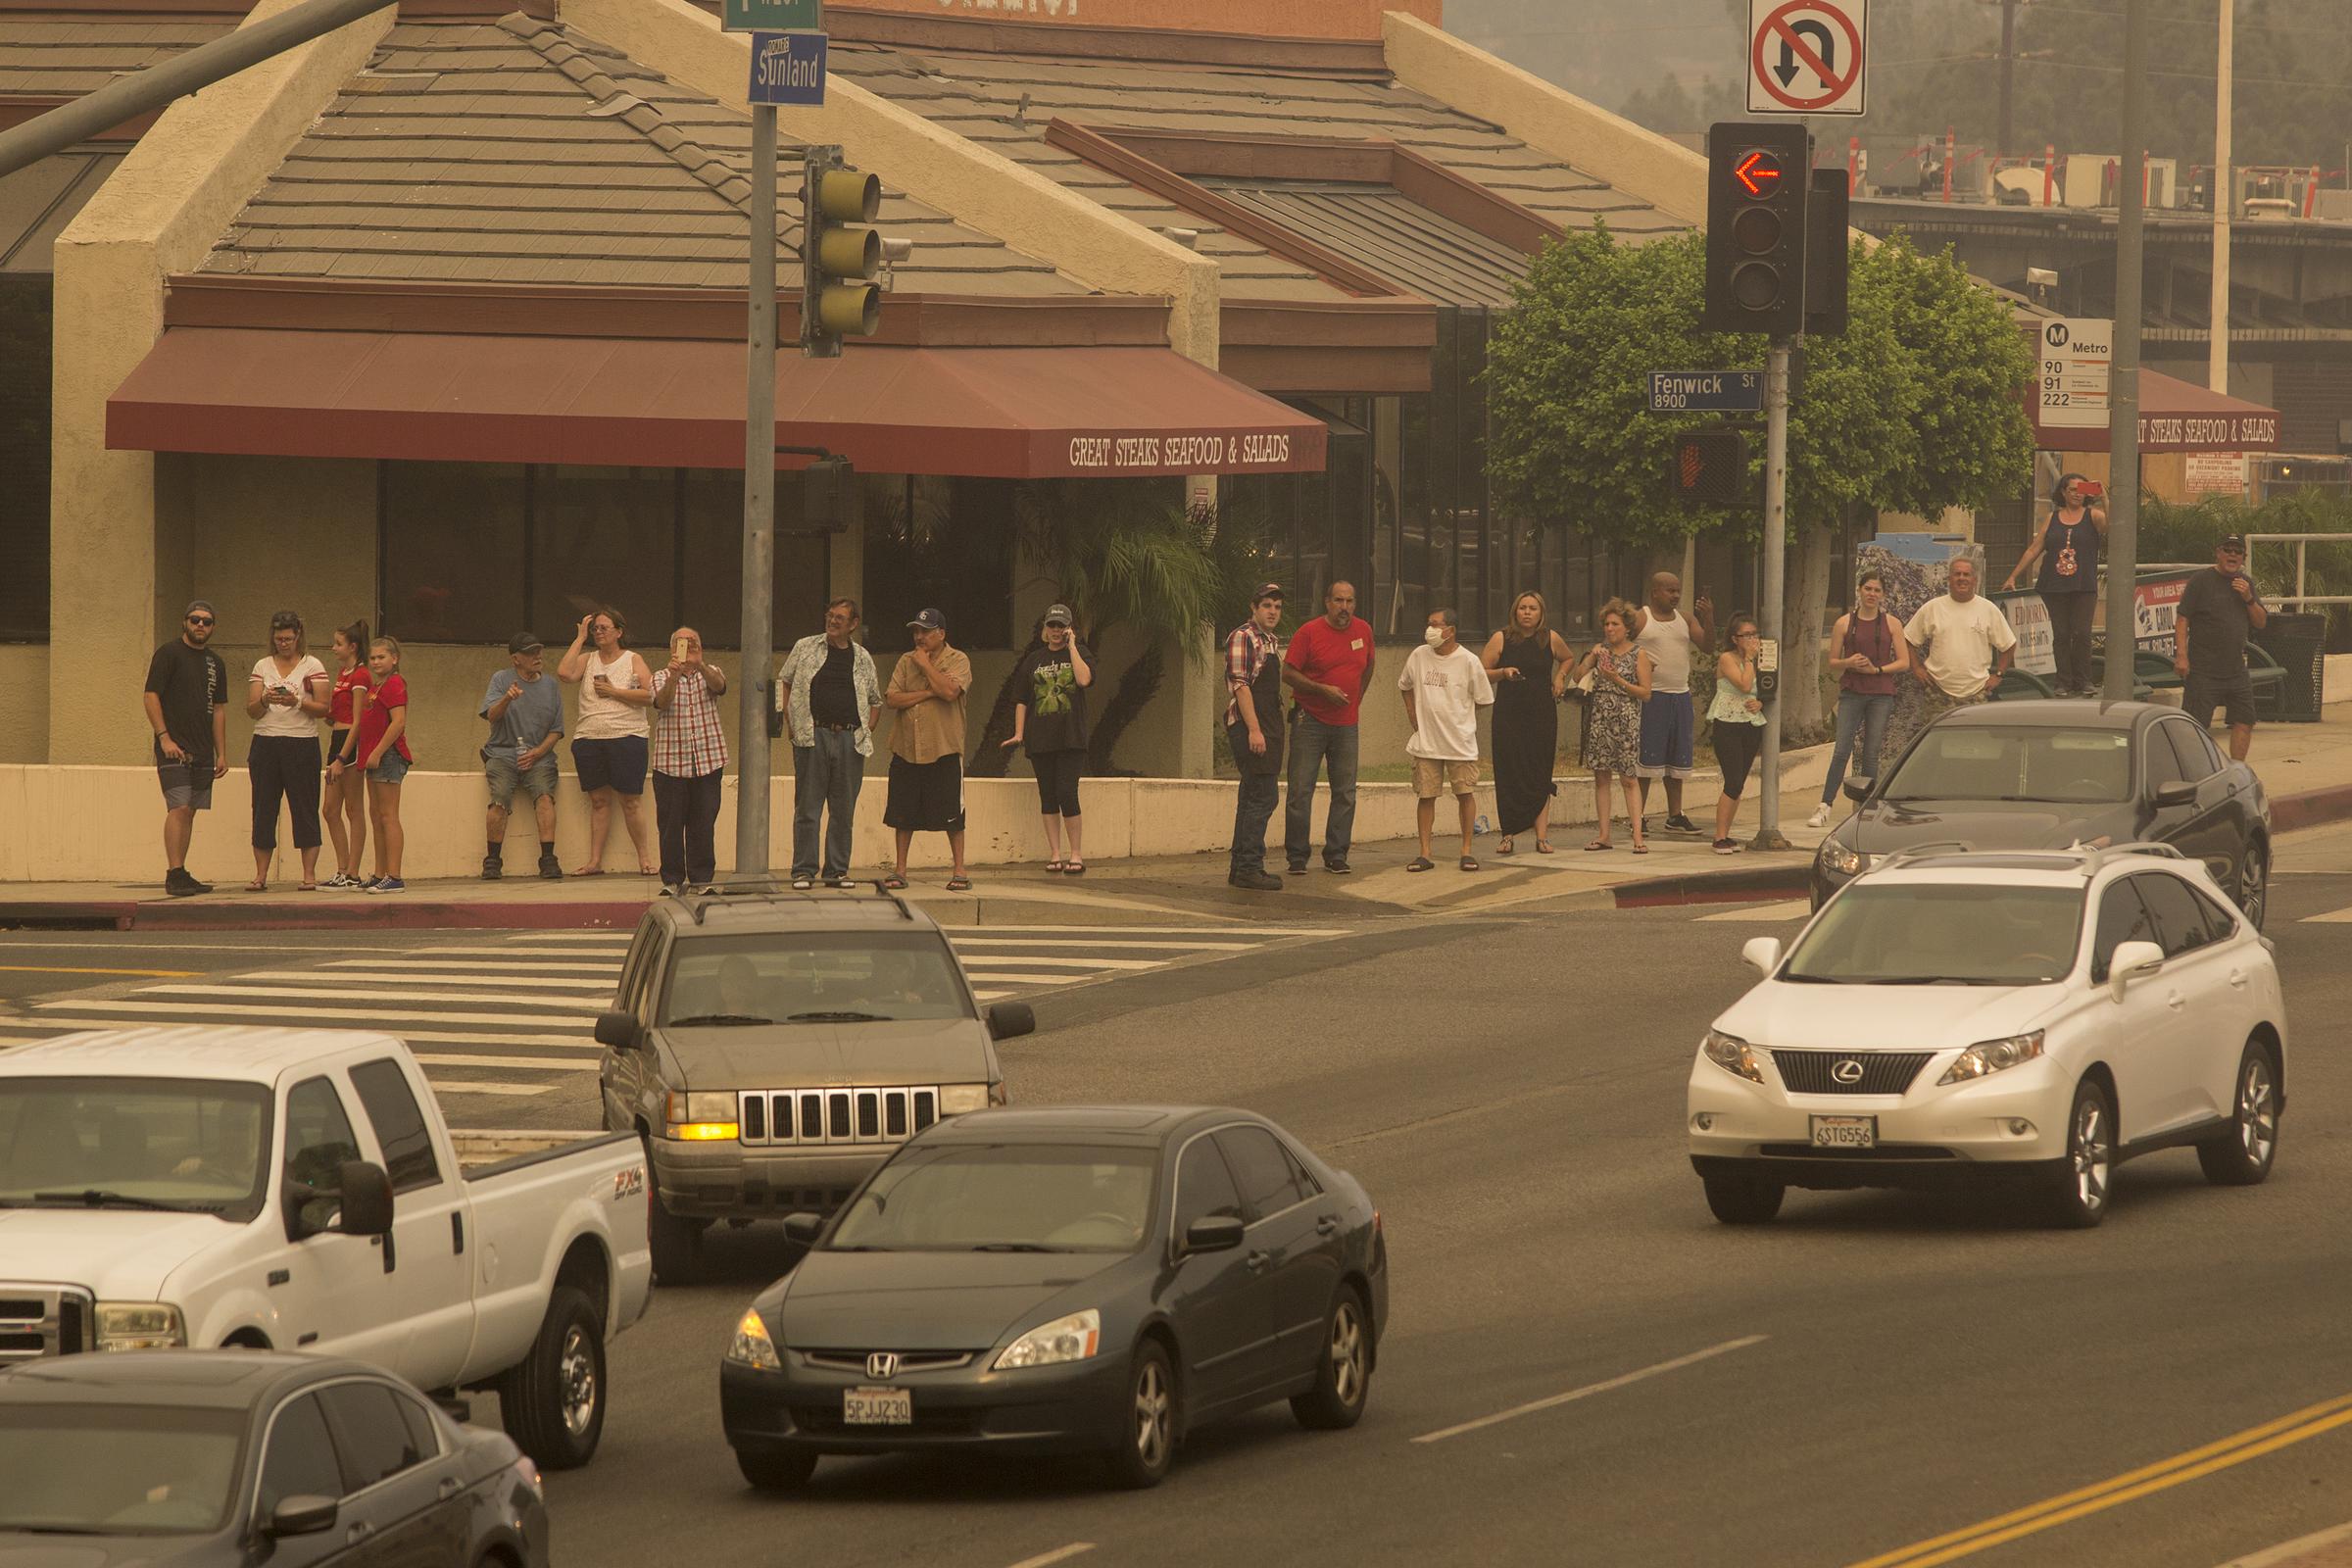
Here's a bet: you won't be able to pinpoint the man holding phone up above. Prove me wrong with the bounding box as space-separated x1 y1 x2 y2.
2175 533 2269 760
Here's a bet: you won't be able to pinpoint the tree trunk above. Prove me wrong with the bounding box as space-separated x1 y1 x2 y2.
1780 520 1837 746
1087 643 1164 776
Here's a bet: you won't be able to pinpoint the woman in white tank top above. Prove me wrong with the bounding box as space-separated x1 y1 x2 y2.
559 608 657 875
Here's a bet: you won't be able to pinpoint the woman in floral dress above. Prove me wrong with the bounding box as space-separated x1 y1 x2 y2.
1571 599 1654 853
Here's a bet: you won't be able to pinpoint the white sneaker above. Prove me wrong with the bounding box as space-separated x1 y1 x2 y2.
1806 804 1832 829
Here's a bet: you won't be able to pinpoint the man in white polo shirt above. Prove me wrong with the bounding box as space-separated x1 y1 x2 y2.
1896 557 2017 753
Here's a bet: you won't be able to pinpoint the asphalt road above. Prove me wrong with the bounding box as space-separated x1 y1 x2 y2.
6 830 2352 1567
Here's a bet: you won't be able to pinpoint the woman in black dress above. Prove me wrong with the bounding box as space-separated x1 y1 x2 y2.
1481 591 1575 855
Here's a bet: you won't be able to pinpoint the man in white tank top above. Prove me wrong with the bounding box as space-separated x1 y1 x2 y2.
1632 571 1714 835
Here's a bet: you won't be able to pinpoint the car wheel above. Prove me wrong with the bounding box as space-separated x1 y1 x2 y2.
2197 1041 2280 1187
2042 1079 2114 1229
498 1285 606 1470
1701 1168 1785 1225
736 1446 817 1493
641 1137 703 1285
1291 1287 1373 1431
2235 844 2269 931
1100 1341 1178 1490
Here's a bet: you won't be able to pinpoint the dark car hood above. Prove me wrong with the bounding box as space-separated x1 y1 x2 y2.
1851 798 2132 853
771 1249 1122 1351
0 1536 209 1568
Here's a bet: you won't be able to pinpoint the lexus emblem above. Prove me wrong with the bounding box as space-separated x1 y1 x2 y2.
1831 1058 1866 1085
867 1352 899 1380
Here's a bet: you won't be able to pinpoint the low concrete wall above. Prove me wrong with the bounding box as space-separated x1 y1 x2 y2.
0 648 47 765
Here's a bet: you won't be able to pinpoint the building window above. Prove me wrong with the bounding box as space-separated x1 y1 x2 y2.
680 466 829 650
380 462 526 643
531 465 678 644
863 475 1016 653
0 277 51 641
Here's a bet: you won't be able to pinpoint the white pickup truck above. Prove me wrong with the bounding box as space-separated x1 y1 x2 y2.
0 1027 652 1469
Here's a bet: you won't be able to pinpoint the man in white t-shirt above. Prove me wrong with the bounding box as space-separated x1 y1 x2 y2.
1898 558 2017 746
1397 608 1494 873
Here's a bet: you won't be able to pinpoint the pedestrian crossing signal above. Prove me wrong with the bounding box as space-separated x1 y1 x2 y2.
1671 428 1747 506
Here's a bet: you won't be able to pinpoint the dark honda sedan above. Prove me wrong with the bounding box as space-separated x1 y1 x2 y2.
719 1105 1388 1491
0 1350 547 1567
1813 700 2271 926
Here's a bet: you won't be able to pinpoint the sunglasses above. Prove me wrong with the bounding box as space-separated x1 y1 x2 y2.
186 615 214 626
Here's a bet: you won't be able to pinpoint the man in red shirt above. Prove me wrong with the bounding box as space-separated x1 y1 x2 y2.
1282 581 1375 874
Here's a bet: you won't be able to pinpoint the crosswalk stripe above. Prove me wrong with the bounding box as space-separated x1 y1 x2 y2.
420 1082 553 1097
45 986 606 1013
952 973 1080 987
327 958 619 974
239 969 612 991
0 1018 592 1048
948 936 1268 951
955 956 1162 971
414 1054 588 1070
2299 906 2352 922
25 1000 592 1028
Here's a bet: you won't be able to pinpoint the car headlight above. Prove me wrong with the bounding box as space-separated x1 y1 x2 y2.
1817 839 1865 876
992 1308 1101 1371
725 1307 781 1371
665 1091 739 1142
939 1083 990 1115
96 1301 187 1351
1701 1030 1765 1084
1937 1031 2046 1086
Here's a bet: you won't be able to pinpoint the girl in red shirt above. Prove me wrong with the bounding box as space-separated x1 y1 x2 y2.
354 636 413 894
321 619 372 889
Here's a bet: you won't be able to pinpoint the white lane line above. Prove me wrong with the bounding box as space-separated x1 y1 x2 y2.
951 937 1265 951
1004 1545 1095 1568
1410 1335 1769 1445
425 1082 554 1098
238 969 612 991
956 925 1340 936
50 986 604 1012
324 957 619 974
0 941 314 952
956 956 1163 971
26 1000 592 1028
1696 901 1811 923
0 1018 593 1048
2299 906 2352 923
956 974 1081 988
414 1054 587 1070
496 933 634 943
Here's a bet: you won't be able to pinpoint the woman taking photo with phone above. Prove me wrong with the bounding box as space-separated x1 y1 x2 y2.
2002 471 2107 697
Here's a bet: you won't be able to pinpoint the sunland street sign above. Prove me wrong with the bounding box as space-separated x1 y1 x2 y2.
723 0 820 31
748 31 827 107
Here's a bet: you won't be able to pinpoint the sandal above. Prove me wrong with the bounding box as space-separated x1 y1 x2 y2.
1045 859 1067 874
1063 859 1086 876
1536 840 1555 855
1406 856 1435 872
1584 840 1613 852
1496 837 1516 856
1459 856 1480 872
1632 842 1650 855
882 873 908 890
299 880 318 892
576 866 605 877
244 880 267 892
946 874 971 892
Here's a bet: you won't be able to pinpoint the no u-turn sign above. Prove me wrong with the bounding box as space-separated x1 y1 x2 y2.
1747 0 1868 116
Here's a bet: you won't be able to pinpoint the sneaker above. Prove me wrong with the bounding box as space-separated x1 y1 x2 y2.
320 871 357 890
1287 862 1309 876
164 867 202 898
538 852 564 881
791 875 814 891
1713 838 1743 856
1324 858 1352 874
1806 804 1832 829
366 876 405 895
1663 813 1701 835
1227 868 1284 891
481 855 504 880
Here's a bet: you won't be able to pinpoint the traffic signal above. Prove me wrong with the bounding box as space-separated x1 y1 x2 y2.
803 455 856 533
802 148 881 359
1805 166 1849 337
1669 428 1747 506
1704 122 1811 337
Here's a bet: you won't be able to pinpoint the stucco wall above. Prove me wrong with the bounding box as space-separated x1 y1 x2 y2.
0 648 48 764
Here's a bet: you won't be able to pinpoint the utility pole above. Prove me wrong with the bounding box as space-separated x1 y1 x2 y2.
1996 0 2018 160
2208 0 2233 393
734 99 778 877
2104 0 2146 703
1753 341 1791 852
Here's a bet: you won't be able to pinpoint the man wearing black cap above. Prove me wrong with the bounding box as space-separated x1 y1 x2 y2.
2175 534 2270 760
883 609 973 890
1223 584 1288 891
143 599 229 895
479 632 565 880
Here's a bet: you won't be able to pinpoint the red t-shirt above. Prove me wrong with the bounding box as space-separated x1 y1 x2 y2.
356 672 414 763
1285 617 1375 726
330 663 371 727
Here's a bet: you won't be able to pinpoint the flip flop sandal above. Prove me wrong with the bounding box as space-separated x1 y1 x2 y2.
946 875 972 892
1406 857 1435 872
1063 860 1086 876
1632 843 1650 855
882 874 908 890
299 881 318 892
1496 837 1516 856
576 867 606 877
1459 857 1480 871
1045 859 1067 874
1584 840 1613 852
1537 841 1556 855
244 881 268 892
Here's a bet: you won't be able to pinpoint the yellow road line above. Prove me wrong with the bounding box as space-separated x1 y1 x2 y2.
0 963 200 978
1847 1392 2352 1568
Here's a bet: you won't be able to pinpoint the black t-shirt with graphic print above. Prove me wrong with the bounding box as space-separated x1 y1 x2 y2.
1012 643 1092 755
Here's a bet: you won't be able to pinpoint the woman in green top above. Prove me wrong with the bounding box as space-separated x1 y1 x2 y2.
1706 615 1767 855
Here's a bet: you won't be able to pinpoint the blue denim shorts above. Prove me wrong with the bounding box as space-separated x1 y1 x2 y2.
368 752 412 786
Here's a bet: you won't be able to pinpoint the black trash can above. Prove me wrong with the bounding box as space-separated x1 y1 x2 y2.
2255 612 2328 723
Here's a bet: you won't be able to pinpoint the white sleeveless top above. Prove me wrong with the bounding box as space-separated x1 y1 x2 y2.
576 649 649 741
1636 608 1694 694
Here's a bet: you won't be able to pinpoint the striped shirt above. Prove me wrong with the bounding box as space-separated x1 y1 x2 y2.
650 668 728 778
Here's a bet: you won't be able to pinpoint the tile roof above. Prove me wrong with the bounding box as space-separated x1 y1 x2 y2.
201 15 1082 294
0 11 234 98
1199 176 1528 309
830 39 1682 302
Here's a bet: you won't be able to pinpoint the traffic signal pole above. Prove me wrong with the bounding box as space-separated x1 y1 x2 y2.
1753 340 1792 853
2104 0 2147 703
734 102 778 877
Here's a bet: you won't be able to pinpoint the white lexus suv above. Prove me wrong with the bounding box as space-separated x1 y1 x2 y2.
1687 845 2286 1228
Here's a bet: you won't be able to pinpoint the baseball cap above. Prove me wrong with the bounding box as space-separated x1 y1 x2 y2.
509 631 544 654
2218 533 2247 553
1251 581 1285 603
185 599 217 618
906 609 945 632
1043 604 1074 626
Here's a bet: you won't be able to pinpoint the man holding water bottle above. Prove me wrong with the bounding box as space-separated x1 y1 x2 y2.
479 632 564 880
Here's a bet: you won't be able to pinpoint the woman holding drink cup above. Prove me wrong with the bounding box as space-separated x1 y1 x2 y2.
559 607 657 876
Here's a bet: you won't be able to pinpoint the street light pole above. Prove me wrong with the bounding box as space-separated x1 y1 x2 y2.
2104 0 2147 702
2208 0 2234 393
735 102 778 877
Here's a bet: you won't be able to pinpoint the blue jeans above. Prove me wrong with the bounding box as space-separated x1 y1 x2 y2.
1821 691 1893 804
1283 714 1359 867
792 729 860 880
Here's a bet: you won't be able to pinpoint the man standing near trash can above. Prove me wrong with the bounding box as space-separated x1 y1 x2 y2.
2175 533 2269 761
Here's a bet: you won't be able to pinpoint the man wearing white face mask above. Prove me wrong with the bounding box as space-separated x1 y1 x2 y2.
1398 608 1494 872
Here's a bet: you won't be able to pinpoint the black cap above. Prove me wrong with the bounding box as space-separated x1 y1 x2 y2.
1251 581 1285 603
906 609 945 632
509 632 544 654
2218 534 2247 553
1043 604 1074 626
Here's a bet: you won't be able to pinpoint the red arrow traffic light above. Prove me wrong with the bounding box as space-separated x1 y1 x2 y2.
1733 150 1783 197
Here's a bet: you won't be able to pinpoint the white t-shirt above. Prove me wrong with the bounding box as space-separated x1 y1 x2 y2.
1635 607 1695 693
1396 643 1494 761
248 655 326 739
1905 594 2018 698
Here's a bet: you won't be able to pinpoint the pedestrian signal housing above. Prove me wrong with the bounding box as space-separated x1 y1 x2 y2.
1704 122 1811 337
803 153 881 357
1670 428 1747 506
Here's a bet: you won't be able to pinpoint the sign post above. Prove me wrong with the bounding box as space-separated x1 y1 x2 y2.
1746 0 1869 117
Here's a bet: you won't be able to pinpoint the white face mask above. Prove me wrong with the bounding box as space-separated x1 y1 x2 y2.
1424 625 1447 648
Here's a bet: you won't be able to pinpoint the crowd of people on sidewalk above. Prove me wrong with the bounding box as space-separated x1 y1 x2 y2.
138 516 2277 897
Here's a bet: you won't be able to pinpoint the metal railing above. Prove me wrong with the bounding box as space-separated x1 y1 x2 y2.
2245 533 2352 608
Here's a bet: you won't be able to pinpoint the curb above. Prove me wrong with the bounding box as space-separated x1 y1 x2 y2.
0 898 658 932
2271 781 2352 836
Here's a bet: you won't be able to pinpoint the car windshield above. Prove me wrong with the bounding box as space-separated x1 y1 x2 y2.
1784 884 2084 985
826 1143 1157 1253
0 1405 244 1535
1882 726 2132 804
662 932 972 1026
0 1077 272 1221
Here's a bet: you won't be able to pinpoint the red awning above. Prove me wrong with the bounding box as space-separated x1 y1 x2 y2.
2035 367 2283 454
106 328 1327 478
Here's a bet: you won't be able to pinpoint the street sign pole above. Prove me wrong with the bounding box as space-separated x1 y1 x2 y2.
1752 338 1792 852
734 100 778 877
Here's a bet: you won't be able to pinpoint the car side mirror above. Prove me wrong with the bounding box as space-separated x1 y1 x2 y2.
781 1212 825 1247
2153 780 2197 808
2108 940 2164 998
986 1002 1035 1042
335 1160 394 1239
1741 937 1783 977
265 1495 338 1539
1841 775 1874 804
1183 1215 1245 1255
594 1010 642 1051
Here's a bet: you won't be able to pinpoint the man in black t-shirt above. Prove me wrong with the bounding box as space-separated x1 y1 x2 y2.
2173 535 2270 760
142 600 231 896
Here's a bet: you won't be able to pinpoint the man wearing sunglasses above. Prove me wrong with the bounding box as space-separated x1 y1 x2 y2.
143 600 230 896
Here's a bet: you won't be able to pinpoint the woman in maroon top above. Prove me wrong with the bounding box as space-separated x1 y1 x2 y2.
1809 570 1910 828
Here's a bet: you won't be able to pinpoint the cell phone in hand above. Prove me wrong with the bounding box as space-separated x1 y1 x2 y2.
2081 480 2104 498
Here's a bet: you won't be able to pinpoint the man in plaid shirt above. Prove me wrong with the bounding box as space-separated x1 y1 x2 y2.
650 626 729 891
1224 583 1289 891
